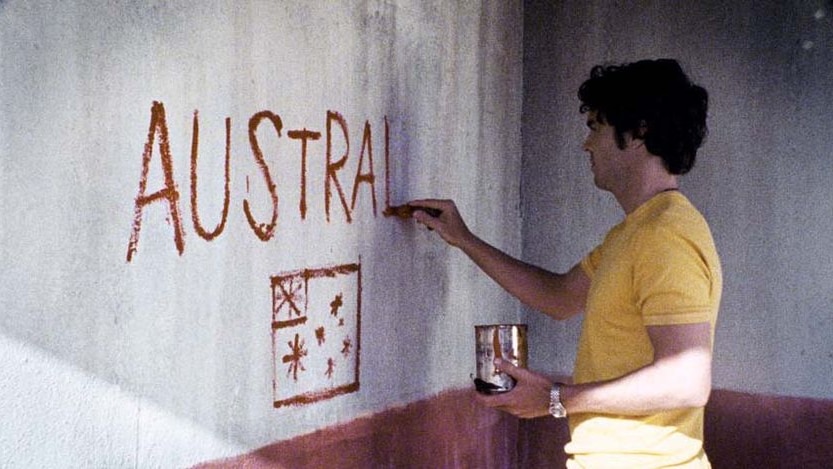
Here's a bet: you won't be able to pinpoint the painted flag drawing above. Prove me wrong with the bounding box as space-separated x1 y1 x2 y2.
271 263 361 408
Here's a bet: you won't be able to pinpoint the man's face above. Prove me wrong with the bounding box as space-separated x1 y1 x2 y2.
582 111 625 191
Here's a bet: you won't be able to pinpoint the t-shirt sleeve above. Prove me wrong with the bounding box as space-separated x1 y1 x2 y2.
633 226 715 326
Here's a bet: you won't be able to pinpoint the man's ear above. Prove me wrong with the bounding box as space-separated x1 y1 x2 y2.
628 120 649 149
634 119 648 139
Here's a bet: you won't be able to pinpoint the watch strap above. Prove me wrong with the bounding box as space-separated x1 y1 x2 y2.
549 383 567 418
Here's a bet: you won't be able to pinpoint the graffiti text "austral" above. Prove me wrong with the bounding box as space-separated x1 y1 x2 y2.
126 101 396 262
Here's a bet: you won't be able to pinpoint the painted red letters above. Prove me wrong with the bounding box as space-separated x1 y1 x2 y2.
351 120 378 216
126 101 394 262
286 129 322 220
325 111 352 223
126 101 185 262
245 111 282 241
190 112 231 241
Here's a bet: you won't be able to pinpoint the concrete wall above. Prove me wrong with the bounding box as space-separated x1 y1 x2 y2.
7 0 831 466
522 0 833 400
0 1 522 466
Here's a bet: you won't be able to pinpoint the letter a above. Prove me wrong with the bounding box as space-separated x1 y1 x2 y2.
126 101 185 262
350 120 377 215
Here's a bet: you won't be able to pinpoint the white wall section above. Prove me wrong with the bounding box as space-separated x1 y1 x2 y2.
0 1 523 465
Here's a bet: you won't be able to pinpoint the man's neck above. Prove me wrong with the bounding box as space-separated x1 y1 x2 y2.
615 165 679 214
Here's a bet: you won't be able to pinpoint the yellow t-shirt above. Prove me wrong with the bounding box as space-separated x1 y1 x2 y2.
567 191 722 469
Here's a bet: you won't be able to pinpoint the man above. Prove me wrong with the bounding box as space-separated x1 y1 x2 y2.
409 59 722 468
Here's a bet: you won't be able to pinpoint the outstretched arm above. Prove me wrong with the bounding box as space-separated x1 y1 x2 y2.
408 199 589 321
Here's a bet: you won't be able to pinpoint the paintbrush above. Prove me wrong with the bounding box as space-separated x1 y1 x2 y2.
383 204 442 219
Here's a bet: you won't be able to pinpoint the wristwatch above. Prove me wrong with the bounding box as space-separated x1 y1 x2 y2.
549 383 567 419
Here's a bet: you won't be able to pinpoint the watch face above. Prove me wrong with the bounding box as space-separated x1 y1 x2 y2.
550 386 567 418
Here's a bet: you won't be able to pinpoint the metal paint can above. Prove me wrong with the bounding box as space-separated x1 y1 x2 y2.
473 324 528 394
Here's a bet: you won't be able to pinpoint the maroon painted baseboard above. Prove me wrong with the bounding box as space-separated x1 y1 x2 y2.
195 388 833 468
518 389 833 469
193 389 518 469
703 389 833 469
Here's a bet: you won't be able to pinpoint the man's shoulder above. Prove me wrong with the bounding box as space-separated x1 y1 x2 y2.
638 193 709 232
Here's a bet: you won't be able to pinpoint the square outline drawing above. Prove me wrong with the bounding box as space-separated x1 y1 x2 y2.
271 262 361 408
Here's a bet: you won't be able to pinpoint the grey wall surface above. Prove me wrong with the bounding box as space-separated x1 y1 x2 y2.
522 0 833 399
0 1 522 466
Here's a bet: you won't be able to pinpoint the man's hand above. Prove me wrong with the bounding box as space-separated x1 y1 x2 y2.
405 199 589 321
407 199 474 248
475 358 554 419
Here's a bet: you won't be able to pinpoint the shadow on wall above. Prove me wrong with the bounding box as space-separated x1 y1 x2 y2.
0 333 245 467
192 389 519 469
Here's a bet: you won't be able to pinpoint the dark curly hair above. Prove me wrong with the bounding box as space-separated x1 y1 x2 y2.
578 59 708 175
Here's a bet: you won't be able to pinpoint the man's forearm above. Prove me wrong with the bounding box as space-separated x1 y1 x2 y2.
457 234 585 320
